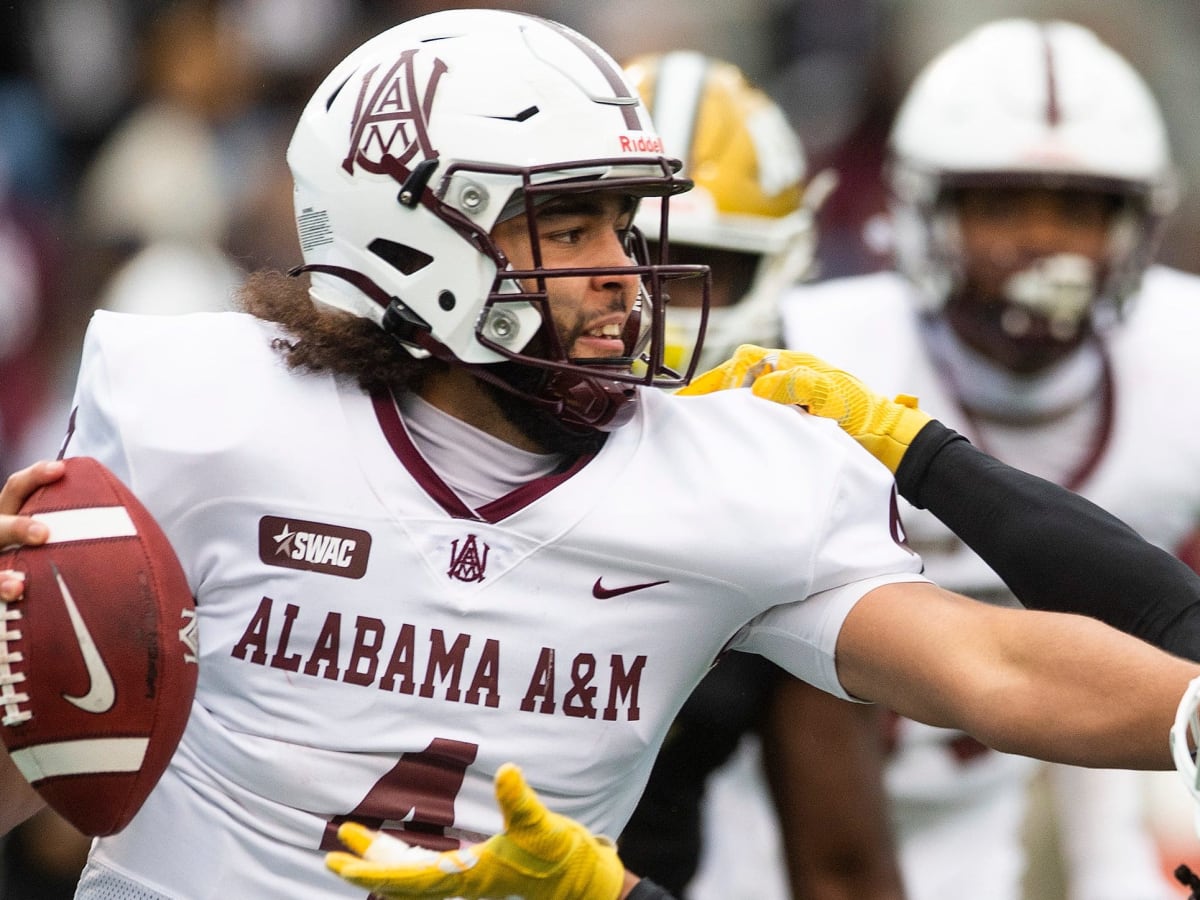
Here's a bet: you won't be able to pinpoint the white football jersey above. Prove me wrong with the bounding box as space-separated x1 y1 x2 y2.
779 265 1200 900
62 309 924 899
781 266 1200 602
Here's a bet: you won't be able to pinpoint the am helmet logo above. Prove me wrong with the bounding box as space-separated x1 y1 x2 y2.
259 516 372 579
343 48 447 178
447 534 489 583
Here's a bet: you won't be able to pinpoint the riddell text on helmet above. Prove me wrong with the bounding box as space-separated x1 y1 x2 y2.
619 134 665 154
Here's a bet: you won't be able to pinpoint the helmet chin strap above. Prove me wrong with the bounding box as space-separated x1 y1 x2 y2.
464 360 636 433
291 263 637 433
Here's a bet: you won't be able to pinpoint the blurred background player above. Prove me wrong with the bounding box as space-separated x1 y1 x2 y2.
778 18 1190 900
618 52 900 900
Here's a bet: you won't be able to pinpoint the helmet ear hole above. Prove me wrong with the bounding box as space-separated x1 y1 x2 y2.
368 238 434 276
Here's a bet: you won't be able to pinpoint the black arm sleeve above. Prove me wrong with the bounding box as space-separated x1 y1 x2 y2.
894 419 1200 661
624 879 677 900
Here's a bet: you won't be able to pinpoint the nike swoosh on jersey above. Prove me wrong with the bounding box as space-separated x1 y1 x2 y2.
592 578 670 599
53 564 116 714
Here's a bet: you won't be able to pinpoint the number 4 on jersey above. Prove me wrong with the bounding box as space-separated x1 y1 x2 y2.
321 738 479 852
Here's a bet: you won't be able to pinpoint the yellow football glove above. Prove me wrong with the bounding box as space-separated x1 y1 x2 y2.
325 763 625 900
678 344 931 473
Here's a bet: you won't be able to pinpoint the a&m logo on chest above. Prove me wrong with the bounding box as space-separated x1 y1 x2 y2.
398 524 523 592
447 534 489 583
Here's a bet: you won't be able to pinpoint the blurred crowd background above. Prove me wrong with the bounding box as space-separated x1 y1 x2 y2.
2 0 1200 897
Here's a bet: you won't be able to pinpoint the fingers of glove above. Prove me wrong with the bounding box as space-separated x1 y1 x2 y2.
675 364 732 396
327 823 483 898
751 368 864 432
750 366 825 408
490 765 625 899
326 856 461 899
334 822 445 866
495 763 547 835
333 821 380 858
326 844 483 898
675 344 775 395
492 764 584 868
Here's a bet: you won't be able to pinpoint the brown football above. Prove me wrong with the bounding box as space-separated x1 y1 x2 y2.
0 456 197 836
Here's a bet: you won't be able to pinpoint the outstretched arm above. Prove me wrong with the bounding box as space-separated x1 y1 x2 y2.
836 580 1198 770
680 345 1200 660
894 421 1200 660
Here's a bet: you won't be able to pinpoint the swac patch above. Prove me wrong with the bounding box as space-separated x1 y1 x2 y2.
259 516 372 579
342 48 446 179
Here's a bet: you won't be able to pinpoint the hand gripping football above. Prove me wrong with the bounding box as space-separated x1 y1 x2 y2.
0 457 197 836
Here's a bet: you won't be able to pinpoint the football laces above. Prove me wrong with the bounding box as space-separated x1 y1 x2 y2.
0 601 31 726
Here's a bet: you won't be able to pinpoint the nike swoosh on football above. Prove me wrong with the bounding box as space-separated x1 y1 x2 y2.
53 563 117 714
592 578 669 599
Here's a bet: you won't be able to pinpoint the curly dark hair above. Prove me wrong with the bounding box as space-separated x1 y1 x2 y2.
237 270 606 455
236 270 441 394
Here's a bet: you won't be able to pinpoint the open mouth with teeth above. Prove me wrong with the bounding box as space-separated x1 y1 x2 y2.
572 321 628 359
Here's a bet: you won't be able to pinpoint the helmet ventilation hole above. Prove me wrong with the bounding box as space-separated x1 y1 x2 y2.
368 238 433 275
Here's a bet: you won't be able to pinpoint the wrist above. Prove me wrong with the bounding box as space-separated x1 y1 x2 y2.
893 418 964 505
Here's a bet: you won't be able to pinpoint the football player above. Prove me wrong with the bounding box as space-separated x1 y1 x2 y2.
617 52 900 900
775 18 1189 900
0 11 1198 900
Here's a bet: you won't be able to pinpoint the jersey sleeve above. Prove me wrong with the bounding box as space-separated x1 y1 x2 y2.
897 419 1200 661
727 438 929 700
60 312 136 485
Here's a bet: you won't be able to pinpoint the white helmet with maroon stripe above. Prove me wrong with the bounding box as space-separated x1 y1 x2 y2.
286 9 707 430
888 18 1178 321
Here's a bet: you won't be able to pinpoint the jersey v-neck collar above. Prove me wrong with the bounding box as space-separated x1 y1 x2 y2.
954 348 1116 493
369 388 595 522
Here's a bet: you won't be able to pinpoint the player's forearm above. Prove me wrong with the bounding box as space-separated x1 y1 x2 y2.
955 607 1196 769
763 681 905 900
840 585 1196 769
896 420 1200 660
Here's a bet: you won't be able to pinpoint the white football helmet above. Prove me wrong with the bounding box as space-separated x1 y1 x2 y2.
287 9 708 431
888 18 1179 326
624 51 825 370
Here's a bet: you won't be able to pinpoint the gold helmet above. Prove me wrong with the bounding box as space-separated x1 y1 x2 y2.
625 51 825 370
